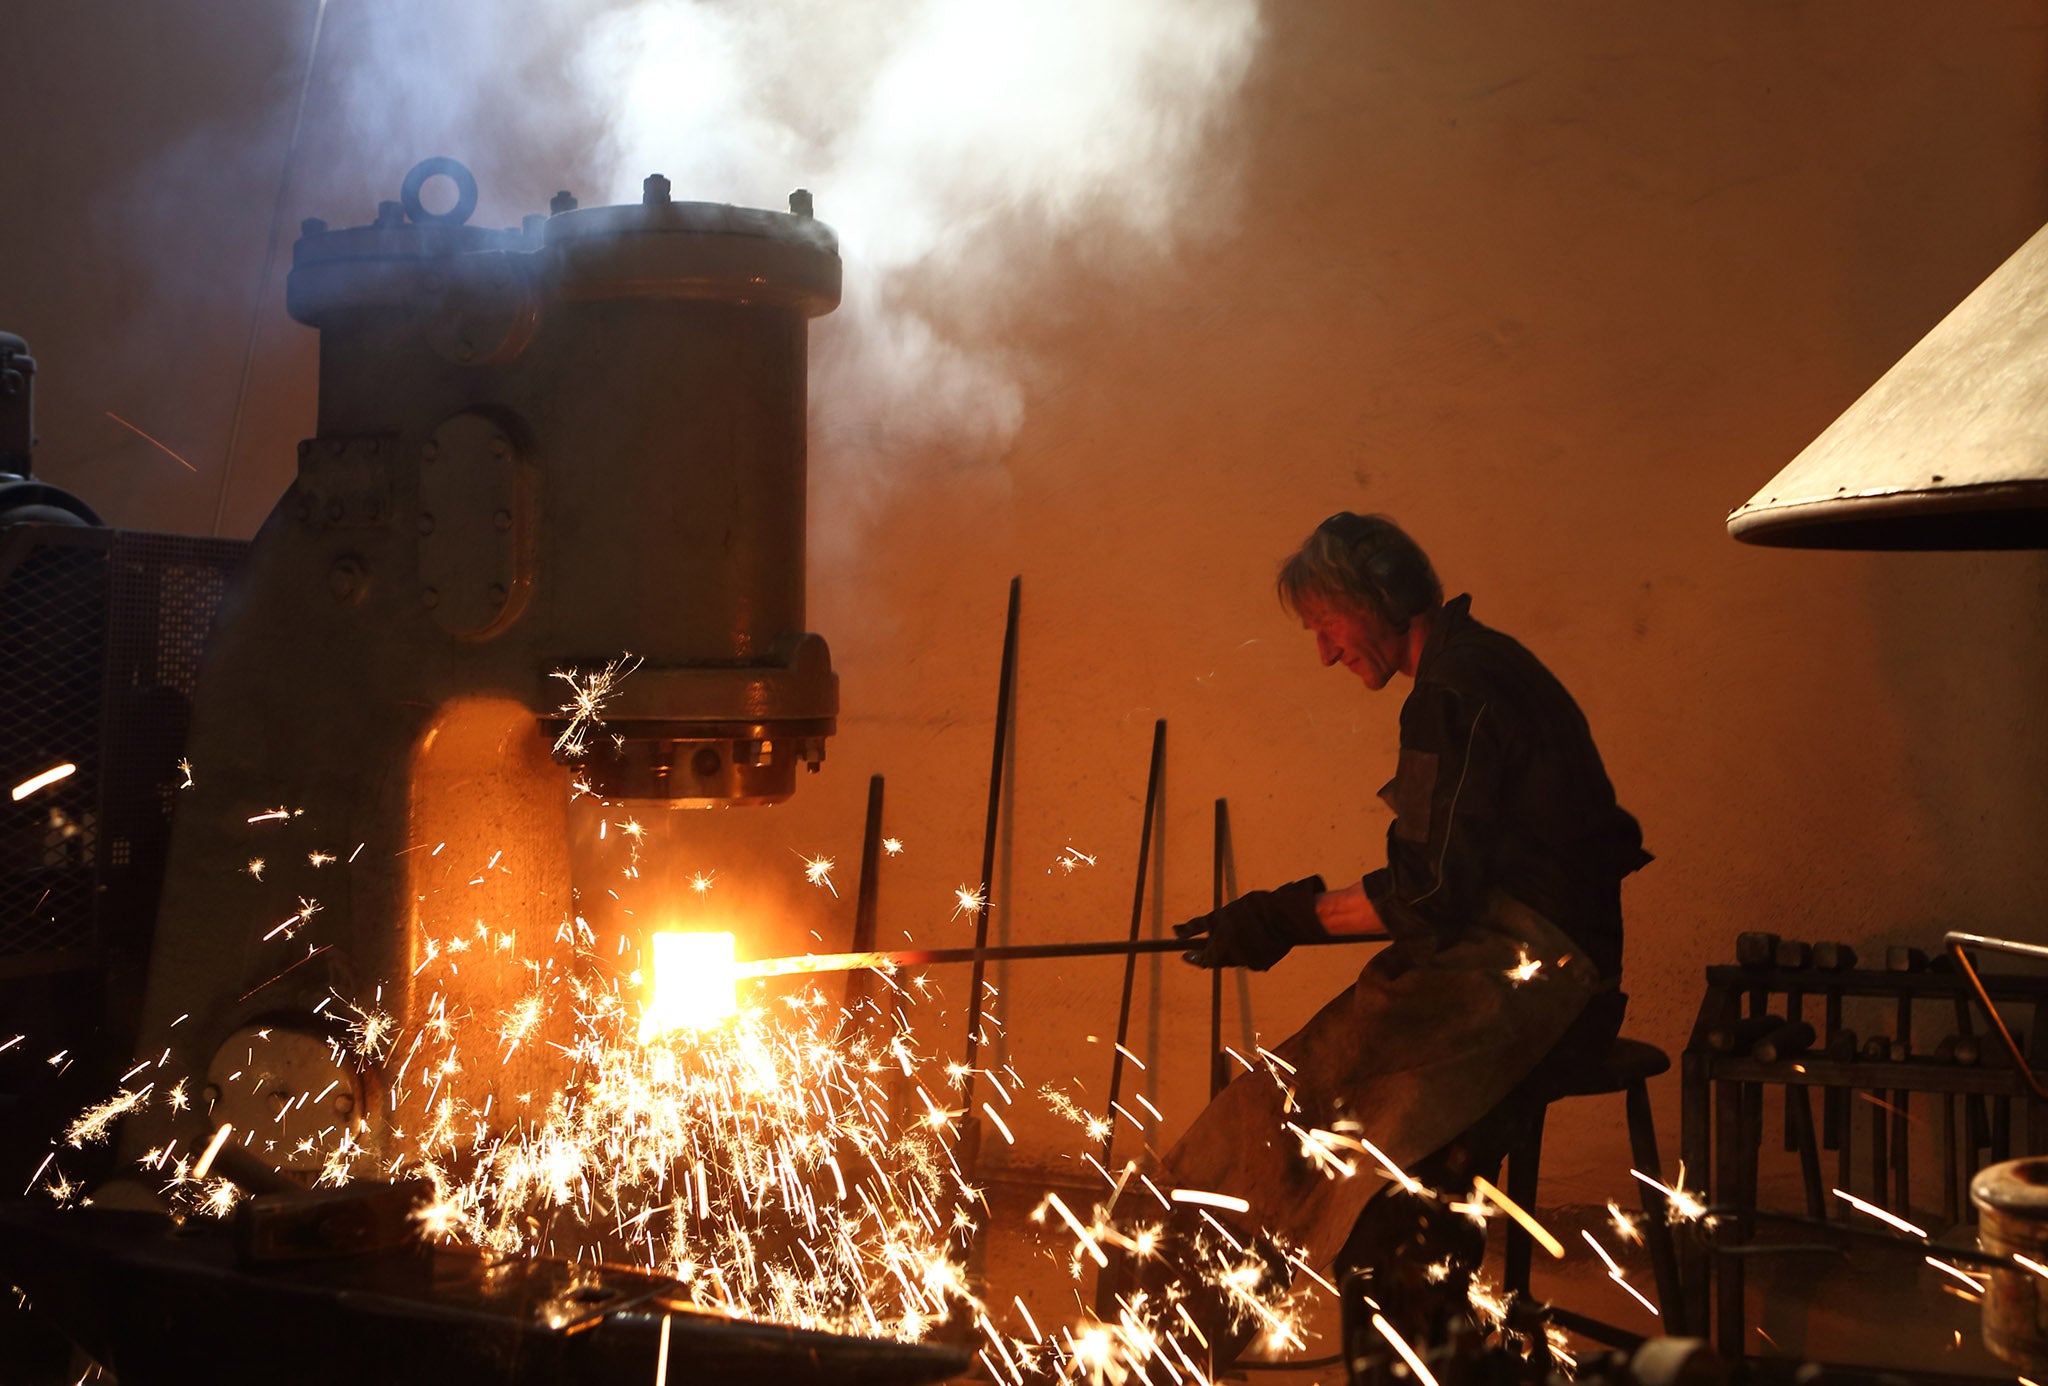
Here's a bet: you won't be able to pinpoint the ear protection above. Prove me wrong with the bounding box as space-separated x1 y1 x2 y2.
1317 512 1440 626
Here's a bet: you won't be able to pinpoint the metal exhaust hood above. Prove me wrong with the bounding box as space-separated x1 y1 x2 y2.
1728 222 2048 550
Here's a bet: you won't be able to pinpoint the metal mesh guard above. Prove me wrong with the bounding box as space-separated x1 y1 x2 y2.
0 528 245 963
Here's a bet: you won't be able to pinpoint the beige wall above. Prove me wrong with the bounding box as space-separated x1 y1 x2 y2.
7 2 2048 1207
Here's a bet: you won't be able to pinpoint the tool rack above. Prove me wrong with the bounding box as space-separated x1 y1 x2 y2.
1679 939 2048 1359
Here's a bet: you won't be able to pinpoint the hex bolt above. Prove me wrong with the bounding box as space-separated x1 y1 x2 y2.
300 217 328 237
789 188 814 218
549 190 578 215
267 1090 290 1114
297 440 312 458
455 340 476 363
493 509 512 532
294 500 310 523
375 200 406 228
692 746 723 778
488 583 508 606
643 173 673 205
490 438 509 459
201 1084 221 1106
422 587 441 609
332 1091 355 1117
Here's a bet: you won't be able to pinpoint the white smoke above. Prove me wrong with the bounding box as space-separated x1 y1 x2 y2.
113 0 1261 529
571 0 1264 473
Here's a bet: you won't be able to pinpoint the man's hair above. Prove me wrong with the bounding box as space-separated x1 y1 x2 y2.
1277 512 1444 632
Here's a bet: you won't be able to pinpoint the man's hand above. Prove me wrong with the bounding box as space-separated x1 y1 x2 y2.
1173 875 1328 970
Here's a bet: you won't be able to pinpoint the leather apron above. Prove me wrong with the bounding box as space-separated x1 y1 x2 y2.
1159 892 1600 1271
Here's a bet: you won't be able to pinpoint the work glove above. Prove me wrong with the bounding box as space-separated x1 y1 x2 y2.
1173 875 1328 971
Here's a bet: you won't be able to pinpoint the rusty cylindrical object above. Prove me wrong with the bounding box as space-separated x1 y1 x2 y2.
1972 1157 2048 1371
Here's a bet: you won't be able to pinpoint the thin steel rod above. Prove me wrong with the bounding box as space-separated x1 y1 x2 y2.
842 775 886 1024
746 930 1386 977
1208 807 1226 1090
961 576 1021 1115
1102 719 1167 1171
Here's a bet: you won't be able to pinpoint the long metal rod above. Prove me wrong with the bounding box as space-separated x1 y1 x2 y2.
961 576 1020 1116
841 775 886 1026
1102 719 1167 1171
743 930 1387 979
1209 799 1229 1099
212 0 328 536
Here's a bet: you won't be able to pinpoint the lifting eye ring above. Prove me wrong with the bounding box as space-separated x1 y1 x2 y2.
400 156 480 227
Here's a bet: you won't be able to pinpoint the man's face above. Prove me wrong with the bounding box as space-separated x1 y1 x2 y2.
1297 593 1406 691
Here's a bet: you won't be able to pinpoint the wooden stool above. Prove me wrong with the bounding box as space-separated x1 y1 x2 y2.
1502 1037 1686 1333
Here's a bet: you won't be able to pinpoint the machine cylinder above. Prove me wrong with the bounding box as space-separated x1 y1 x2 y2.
283 163 842 804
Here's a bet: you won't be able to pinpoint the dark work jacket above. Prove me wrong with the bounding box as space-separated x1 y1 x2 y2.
1360 595 1647 979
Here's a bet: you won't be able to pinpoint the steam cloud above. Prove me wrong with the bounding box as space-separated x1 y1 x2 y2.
583 0 1262 473
340 0 1263 481
115 0 1261 529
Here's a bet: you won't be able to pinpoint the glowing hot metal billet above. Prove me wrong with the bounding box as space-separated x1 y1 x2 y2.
639 931 740 1037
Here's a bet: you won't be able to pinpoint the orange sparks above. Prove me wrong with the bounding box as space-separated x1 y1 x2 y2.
1373 1314 1440 1386
1036 1192 1107 1267
1051 846 1097 874
799 853 839 897
192 1123 234 1179
104 410 199 472
952 884 987 919
1925 1257 1987 1294
11 762 76 801
1472 1175 1564 1259
1833 1187 1927 1238
1630 1165 1707 1222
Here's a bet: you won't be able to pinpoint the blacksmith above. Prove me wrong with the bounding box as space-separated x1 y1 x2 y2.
1167 511 1650 1337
